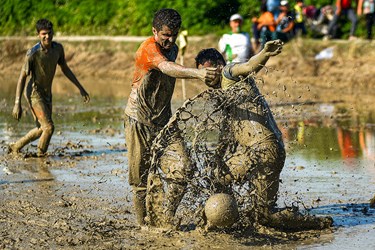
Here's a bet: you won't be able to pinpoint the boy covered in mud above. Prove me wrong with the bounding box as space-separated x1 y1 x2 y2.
194 40 333 230
10 19 90 157
124 8 220 226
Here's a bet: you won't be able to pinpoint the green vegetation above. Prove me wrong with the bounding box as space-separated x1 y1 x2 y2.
0 0 368 38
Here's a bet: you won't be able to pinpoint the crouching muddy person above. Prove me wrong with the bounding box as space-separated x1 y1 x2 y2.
194 40 333 230
124 8 220 226
9 19 90 157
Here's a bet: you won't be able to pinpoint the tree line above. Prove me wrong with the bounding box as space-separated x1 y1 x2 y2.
1 0 364 38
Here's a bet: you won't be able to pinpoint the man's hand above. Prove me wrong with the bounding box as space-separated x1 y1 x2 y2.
80 90 90 103
263 40 283 57
12 104 22 121
200 67 221 85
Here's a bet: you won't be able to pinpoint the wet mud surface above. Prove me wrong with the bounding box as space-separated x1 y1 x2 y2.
1 38 375 249
1 98 375 249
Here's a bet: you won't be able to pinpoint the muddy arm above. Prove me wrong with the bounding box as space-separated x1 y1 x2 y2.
12 70 27 121
60 63 90 103
158 61 220 85
230 40 283 78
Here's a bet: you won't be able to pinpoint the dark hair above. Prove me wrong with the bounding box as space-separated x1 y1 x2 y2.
195 48 226 68
260 3 268 13
153 8 181 31
36 19 53 33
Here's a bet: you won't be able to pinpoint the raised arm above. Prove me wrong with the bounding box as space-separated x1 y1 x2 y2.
158 61 220 85
60 62 90 103
12 70 28 120
230 39 283 78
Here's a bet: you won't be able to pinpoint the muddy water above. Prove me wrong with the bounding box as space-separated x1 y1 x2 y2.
1 95 375 249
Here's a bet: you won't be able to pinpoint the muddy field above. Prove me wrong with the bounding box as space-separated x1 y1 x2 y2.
1 37 375 249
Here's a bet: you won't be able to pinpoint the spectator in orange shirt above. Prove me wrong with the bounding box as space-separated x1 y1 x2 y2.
253 4 277 49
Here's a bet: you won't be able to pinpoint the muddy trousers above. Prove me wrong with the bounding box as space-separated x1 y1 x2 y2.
124 115 161 225
247 142 286 224
160 136 192 224
12 100 54 155
251 152 333 230
132 186 147 225
252 168 282 224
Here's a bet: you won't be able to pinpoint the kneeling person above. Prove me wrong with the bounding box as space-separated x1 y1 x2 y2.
195 40 332 230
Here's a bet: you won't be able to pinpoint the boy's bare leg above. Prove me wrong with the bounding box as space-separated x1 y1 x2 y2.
31 101 54 156
9 127 43 153
37 121 54 155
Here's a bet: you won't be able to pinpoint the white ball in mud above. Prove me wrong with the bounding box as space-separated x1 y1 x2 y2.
204 193 239 227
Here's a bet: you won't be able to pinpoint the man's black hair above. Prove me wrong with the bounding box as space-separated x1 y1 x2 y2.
195 48 226 68
36 19 53 33
153 8 182 31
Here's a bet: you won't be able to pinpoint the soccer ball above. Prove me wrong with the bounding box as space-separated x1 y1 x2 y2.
204 193 239 227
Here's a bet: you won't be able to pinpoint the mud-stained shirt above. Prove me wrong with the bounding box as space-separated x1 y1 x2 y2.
125 36 178 127
221 63 284 146
23 41 66 104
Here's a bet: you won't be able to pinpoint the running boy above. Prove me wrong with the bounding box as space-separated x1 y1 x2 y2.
10 19 90 157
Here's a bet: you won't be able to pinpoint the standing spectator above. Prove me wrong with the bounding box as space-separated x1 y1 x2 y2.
275 0 295 42
294 0 307 36
254 4 277 49
312 5 336 38
357 0 375 40
267 0 281 19
328 0 358 40
219 14 253 63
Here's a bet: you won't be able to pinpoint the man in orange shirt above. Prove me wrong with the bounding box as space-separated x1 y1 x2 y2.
124 8 220 226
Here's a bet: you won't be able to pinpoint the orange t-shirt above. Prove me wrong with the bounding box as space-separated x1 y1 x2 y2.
125 36 178 127
257 12 276 32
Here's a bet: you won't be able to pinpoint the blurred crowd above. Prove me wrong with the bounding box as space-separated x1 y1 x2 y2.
219 0 374 62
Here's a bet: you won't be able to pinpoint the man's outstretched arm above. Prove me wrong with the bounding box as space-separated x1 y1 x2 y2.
158 61 220 85
231 39 283 78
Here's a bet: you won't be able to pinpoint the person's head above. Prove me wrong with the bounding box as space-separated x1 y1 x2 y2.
296 0 304 6
195 48 226 88
280 0 289 11
36 19 54 48
260 3 268 13
229 14 243 33
152 8 182 50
